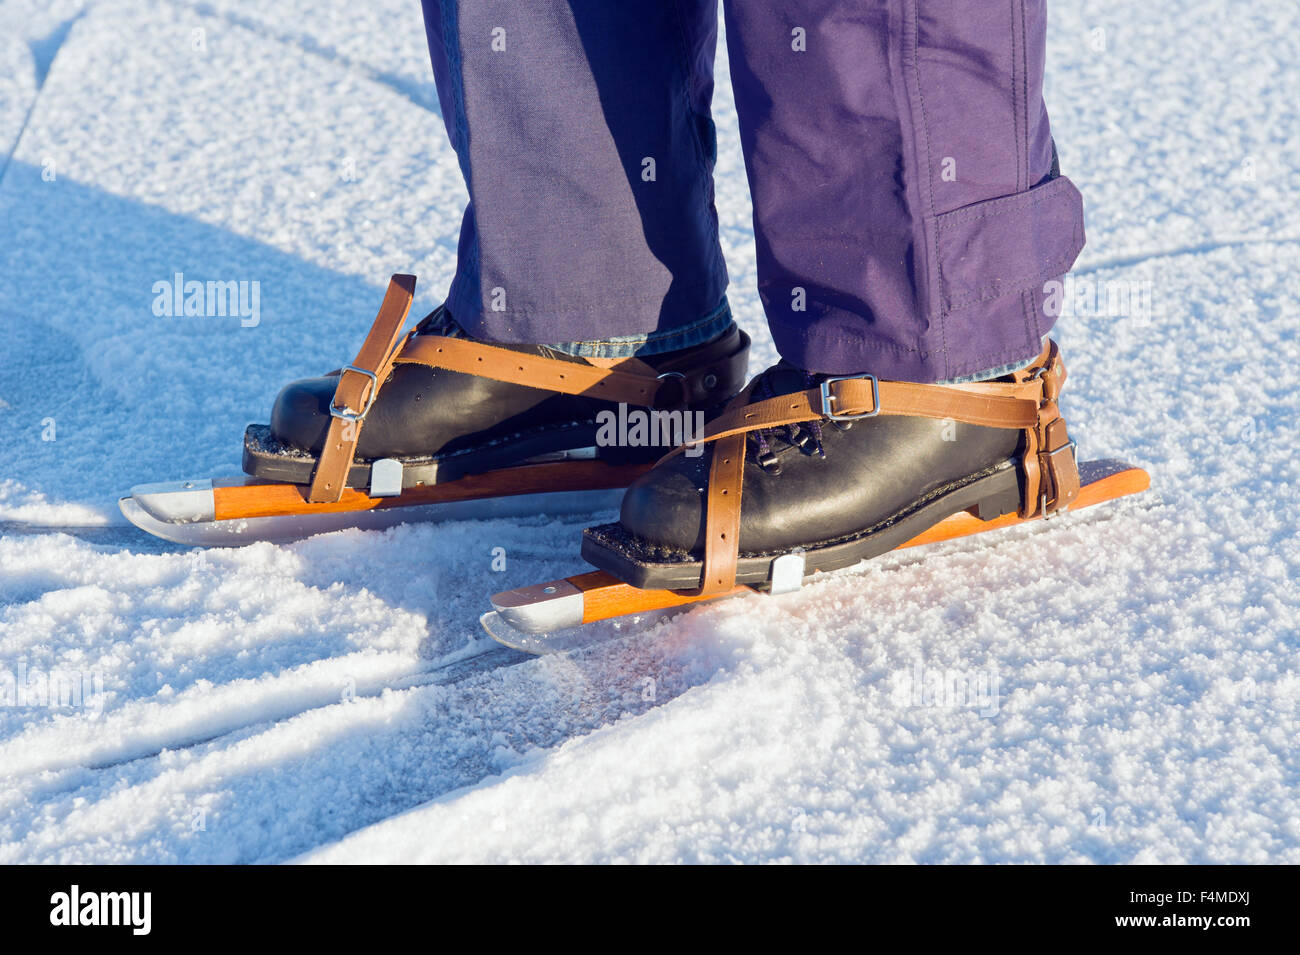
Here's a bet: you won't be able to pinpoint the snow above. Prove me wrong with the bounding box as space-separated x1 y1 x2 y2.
1 0 1297 863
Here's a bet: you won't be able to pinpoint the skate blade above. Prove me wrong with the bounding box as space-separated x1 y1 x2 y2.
479 611 587 654
480 576 589 652
119 458 646 546
479 607 686 655
487 459 1152 635
119 483 625 546
481 571 742 654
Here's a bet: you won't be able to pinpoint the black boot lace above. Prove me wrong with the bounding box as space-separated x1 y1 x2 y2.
743 364 851 475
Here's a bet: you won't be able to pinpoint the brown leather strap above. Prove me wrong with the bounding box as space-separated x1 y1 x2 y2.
698 433 747 596
313 329 670 503
395 335 667 406
1013 340 1080 518
305 291 750 502
1038 405 1081 510
661 377 1041 465
308 275 417 503
692 378 761 596
680 342 1082 595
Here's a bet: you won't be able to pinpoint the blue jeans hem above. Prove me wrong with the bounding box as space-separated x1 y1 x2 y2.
935 337 1046 383
433 298 735 359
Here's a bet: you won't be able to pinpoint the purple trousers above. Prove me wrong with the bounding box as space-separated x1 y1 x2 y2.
419 1 1085 382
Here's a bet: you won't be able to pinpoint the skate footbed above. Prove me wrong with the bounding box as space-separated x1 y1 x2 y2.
581 460 1025 591
241 420 649 490
209 458 649 521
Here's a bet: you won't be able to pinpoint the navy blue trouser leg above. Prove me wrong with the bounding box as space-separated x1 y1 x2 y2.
420 2 1086 381
420 0 729 353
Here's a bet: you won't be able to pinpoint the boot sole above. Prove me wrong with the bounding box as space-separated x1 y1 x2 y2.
580 459 1023 591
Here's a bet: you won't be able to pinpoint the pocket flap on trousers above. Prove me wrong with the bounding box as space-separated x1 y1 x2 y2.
932 176 1086 314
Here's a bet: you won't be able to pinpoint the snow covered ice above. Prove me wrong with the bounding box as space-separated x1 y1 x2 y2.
1 0 1298 864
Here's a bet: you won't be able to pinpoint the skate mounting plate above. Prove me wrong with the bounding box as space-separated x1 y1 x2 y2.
119 459 648 545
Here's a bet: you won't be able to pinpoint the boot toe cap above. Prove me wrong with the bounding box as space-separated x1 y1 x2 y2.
269 376 337 452
617 457 710 555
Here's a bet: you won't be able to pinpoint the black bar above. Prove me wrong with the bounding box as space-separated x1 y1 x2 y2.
0 865 1277 941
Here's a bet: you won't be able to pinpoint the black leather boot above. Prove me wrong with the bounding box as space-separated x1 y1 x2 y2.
243 306 751 488
581 353 1072 592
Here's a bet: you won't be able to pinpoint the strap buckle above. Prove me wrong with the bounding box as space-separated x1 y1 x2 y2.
1039 439 1079 518
653 371 688 411
329 364 379 424
819 374 879 421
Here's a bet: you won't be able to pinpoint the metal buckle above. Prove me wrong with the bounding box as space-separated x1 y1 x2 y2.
1045 439 1078 469
653 370 688 411
1039 440 1078 519
329 364 379 424
819 374 879 421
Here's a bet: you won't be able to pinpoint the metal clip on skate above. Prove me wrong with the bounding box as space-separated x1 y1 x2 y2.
369 458 404 498
768 552 807 595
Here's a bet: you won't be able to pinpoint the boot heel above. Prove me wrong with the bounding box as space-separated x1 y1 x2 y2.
970 478 1022 522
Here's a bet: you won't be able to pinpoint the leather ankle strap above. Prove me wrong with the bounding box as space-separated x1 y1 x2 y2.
1012 340 1080 519
308 276 751 503
309 274 416 503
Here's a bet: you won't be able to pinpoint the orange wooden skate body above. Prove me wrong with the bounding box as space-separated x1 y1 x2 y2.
486 461 1150 636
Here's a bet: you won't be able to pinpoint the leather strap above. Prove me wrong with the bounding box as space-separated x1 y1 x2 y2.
661 377 1041 465
308 275 417 503
395 335 669 406
694 381 760 596
652 330 753 410
305 284 750 502
1013 340 1080 518
698 433 747 596
680 341 1082 595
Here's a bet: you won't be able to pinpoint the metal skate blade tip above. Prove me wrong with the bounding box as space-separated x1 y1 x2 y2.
479 611 549 654
119 496 191 543
479 610 511 640
126 478 216 524
480 611 603 655
489 579 585 632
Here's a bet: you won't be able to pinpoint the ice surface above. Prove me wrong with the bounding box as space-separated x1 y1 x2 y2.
0 0 1297 863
